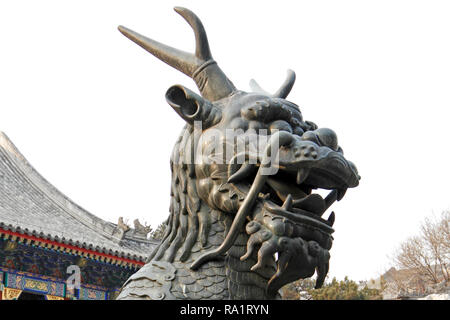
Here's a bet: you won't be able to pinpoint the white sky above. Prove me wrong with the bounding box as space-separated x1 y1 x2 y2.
1 0 450 282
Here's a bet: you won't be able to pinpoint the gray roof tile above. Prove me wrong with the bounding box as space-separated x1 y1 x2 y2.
0 132 158 262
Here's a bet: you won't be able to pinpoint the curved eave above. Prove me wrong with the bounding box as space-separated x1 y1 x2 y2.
0 131 158 264
0 226 146 268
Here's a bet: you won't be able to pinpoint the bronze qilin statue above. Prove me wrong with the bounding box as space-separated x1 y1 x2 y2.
117 7 360 300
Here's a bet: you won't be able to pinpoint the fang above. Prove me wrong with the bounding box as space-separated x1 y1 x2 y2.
327 211 335 226
296 168 310 185
282 194 293 211
337 188 347 201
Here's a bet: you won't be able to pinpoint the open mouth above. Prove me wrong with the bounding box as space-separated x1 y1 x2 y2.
261 169 347 226
243 165 355 251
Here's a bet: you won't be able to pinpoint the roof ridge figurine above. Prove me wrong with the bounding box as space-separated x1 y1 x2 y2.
116 7 360 300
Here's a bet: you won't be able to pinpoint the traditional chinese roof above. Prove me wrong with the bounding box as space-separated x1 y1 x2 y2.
0 132 158 265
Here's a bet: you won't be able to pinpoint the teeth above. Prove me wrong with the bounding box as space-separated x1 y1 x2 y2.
327 211 335 226
337 187 347 201
324 190 338 212
296 168 310 185
282 194 293 211
293 194 326 215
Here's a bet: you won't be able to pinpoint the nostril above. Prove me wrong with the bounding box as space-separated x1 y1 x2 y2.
292 147 301 158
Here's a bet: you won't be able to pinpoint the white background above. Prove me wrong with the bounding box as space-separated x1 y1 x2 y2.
1 0 449 281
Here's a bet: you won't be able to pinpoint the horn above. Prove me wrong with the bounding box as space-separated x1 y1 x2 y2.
250 69 296 99
118 7 236 101
249 79 271 96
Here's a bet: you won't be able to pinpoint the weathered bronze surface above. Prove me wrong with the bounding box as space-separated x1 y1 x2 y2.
116 7 360 300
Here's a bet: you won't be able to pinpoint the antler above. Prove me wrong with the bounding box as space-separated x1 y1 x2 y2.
118 7 235 101
250 69 296 99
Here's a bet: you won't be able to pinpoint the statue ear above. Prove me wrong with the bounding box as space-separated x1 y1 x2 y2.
165 85 221 127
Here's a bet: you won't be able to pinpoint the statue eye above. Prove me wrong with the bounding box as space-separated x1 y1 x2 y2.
248 121 266 131
229 117 249 130
269 120 292 134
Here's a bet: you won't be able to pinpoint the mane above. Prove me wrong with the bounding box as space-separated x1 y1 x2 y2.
147 124 207 262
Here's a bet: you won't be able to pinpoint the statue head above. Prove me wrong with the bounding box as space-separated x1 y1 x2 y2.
118 7 360 296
